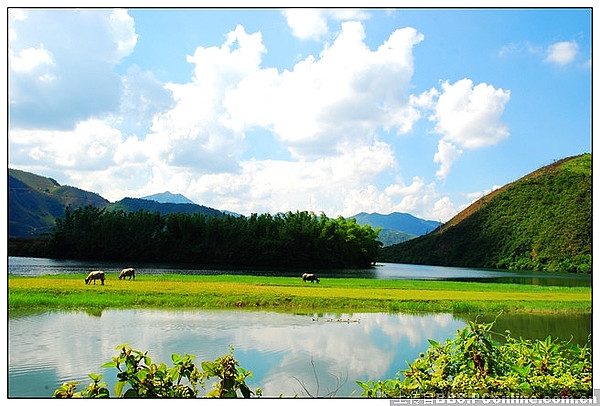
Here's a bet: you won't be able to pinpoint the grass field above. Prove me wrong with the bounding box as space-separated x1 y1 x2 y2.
8 274 591 315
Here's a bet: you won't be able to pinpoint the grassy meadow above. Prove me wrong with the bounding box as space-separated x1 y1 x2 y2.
8 273 591 314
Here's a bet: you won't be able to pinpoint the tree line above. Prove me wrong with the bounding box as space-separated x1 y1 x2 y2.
48 205 382 269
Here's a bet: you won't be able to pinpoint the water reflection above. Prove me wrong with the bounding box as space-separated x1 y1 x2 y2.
8 309 466 398
8 308 590 398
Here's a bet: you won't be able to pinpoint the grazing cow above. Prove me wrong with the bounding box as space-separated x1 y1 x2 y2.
85 270 105 285
302 273 320 283
119 268 136 280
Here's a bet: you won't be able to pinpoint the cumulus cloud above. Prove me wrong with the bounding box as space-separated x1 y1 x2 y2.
434 140 463 180
282 9 329 41
9 9 138 130
544 40 579 65
136 24 264 174
8 10 513 223
418 78 510 179
9 119 124 171
9 45 54 73
281 9 370 41
339 176 461 222
224 21 424 158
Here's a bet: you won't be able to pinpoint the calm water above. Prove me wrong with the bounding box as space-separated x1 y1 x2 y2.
7 257 592 398
8 309 591 398
7 256 591 286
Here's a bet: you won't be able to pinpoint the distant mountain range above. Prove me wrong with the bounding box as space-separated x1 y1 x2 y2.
8 169 222 237
141 191 196 205
349 212 441 246
8 168 437 242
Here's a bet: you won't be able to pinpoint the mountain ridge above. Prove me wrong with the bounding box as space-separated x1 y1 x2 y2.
378 153 592 273
349 212 442 246
9 168 436 241
141 191 196 205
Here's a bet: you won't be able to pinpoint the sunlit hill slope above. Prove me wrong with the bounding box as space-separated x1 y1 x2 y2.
378 154 592 273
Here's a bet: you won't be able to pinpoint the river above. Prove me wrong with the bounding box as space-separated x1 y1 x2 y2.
7 256 591 286
7 257 592 398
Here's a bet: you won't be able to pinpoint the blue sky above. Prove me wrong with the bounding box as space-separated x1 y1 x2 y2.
7 7 591 221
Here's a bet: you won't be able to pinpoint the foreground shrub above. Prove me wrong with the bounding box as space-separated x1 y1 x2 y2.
357 316 592 399
53 344 259 398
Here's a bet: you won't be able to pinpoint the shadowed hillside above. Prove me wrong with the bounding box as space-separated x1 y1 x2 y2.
9 168 109 237
378 154 592 273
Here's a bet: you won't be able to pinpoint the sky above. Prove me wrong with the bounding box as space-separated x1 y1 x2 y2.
7 7 592 222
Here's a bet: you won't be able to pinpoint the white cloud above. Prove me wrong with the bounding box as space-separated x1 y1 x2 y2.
9 119 123 170
434 140 462 180
497 40 543 58
431 79 510 149
224 21 424 159
544 40 579 66
9 9 138 130
282 9 329 41
9 45 54 73
281 9 370 41
109 9 138 59
339 176 461 222
417 79 510 179
8 12 506 223
184 141 398 216
113 65 176 141
430 197 458 224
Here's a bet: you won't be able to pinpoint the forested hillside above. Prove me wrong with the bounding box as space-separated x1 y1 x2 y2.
8 168 222 237
379 154 592 273
9 168 109 237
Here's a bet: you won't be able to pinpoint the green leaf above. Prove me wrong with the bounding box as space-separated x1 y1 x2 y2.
101 361 117 369
114 380 126 398
512 365 530 377
355 381 370 390
87 373 103 382
427 339 440 347
519 382 531 390
240 384 251 398
114 343 130 350
201 361 216 375
123 388 139 397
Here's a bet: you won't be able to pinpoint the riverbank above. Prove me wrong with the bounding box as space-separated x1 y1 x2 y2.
8 274 591 314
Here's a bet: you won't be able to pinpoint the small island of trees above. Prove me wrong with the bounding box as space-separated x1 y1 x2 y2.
48 206 382 269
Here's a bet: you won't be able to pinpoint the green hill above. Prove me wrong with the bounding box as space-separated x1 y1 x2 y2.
8 168 225 238
9 168 109 237
378 154 592 273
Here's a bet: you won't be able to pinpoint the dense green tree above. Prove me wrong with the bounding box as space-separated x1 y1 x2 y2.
48 208 381 269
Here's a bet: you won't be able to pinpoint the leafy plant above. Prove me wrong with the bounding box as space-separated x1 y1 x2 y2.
200 346 258 398
53 344 259 398
357 314 592 399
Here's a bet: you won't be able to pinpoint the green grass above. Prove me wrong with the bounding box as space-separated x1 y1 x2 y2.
8 274 591 315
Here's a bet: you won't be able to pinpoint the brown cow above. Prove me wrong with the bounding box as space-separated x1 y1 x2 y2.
85 270 105 285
